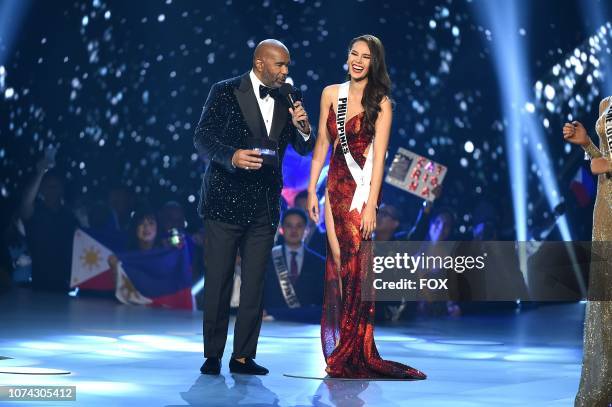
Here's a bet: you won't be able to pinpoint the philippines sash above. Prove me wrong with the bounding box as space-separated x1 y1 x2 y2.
336 81 374 213
271 245 301 308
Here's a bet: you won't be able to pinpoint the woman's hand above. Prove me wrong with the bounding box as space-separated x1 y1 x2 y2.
591 157 611 175
563 121 589 146
307 190 320 223
360 204 376 240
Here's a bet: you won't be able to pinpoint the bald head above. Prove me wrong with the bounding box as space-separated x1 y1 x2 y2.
253 39 289 62
252 39 290 88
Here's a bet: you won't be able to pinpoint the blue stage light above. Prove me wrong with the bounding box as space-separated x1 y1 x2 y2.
474 1 574 242
473 1 528 241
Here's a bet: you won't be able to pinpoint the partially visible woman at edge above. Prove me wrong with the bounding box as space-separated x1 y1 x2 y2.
306 34 426 379
563 98 612 406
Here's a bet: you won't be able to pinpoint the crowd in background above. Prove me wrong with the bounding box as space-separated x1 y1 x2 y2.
0 152 523 321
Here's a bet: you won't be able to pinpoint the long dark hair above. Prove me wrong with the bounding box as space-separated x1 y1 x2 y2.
127 204 159 250
347 34 391 136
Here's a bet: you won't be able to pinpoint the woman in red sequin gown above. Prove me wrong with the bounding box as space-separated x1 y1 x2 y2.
306 35 426 380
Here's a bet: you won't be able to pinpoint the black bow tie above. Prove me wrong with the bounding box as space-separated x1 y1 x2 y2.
259 84 277 99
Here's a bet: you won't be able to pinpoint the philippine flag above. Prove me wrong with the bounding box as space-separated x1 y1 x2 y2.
115 245 194 310
71 229 115 291
71 229 194 310
569 166 596 207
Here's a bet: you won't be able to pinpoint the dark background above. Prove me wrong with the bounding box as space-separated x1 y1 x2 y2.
1 0 610 239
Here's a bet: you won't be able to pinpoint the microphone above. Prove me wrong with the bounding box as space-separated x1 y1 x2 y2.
279 83 305 129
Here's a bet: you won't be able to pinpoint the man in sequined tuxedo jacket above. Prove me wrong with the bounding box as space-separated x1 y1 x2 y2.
193 39 315 376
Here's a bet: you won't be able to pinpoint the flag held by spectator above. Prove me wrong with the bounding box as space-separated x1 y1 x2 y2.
570 166 596 207
70 229 114 289
116 246 194 310
71 229 193 310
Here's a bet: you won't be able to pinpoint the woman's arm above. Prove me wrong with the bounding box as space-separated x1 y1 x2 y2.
590 157 612 174
563 121 602 159
585 97 612 159
306 85 334 223
361 97 392 239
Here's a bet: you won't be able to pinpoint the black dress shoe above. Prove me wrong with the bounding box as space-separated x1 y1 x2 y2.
229 358 269 375
200 357 221 375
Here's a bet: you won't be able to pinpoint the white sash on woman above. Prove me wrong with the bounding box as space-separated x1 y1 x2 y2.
336 81 374 213
604 103 612 159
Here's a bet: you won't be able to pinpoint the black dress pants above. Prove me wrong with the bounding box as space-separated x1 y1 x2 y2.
203 206 275 359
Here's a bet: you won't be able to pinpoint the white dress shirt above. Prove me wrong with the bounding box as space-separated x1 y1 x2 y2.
249 70 275 136
284 244 305 277
249 70 310 140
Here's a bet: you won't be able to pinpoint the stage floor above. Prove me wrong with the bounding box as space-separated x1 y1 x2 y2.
0 289 584 406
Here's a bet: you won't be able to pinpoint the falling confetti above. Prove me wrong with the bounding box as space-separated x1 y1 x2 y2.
0 0 608 240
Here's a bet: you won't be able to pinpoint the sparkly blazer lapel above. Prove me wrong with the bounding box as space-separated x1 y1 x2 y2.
269 93 289 142
234 72 267 140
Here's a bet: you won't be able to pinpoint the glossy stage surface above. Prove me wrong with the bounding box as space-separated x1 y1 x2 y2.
0 289 584 406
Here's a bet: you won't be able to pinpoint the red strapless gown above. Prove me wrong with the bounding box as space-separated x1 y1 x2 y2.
321 106 426 380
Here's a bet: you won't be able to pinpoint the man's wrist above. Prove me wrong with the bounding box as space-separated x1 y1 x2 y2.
231 150 239 168
298 128 311 140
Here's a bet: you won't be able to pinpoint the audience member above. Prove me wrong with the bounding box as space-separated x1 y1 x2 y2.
158 200 205 301
20 156 79 291
108 205 159 283
291 189 326 256
373 203 402 241
126 205 160 251
264 208 325 322
108 184 135 231
0 197 15 293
